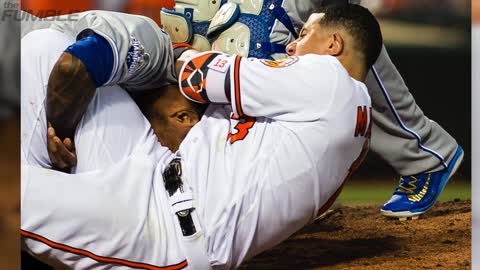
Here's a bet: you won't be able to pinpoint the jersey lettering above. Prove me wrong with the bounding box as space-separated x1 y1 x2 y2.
227 114 256 144
354 106 372 138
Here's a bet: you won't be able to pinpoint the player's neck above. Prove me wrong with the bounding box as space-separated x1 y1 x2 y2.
337 56 367 82
349 67 367 82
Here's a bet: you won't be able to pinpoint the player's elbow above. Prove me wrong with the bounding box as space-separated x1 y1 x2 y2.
55 53 87 78
56 53 72 75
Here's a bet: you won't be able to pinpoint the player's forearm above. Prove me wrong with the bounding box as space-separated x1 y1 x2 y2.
46 52 96 140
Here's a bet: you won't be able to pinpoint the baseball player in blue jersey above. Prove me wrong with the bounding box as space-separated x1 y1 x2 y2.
160 0 463 219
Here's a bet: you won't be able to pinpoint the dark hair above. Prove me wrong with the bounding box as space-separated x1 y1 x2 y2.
131 86 208 120
318 4 383 69
131 88 165 119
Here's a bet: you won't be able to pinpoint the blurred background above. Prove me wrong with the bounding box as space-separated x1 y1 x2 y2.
0 0 472 268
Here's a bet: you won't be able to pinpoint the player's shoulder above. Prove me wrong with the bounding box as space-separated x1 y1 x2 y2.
300 54 337 62
74 10 158 28
299 54 343 71
298 54 347 80
301 54 343 67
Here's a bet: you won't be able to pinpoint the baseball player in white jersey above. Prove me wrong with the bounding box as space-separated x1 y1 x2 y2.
22 4 382 269
20 11 193 269
161 0 464 219
21 11 188 267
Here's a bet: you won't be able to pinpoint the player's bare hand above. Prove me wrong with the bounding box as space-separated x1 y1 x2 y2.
47 124 77 173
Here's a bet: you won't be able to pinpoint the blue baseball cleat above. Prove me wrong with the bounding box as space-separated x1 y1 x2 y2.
381 145 464 218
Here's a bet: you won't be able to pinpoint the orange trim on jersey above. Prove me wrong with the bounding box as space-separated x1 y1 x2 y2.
233 56 244 117
20 230 188 270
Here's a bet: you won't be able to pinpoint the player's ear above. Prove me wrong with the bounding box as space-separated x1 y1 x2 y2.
173 110 199 126
327 33 344 56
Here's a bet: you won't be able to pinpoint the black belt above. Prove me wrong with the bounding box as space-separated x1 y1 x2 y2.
163 158 197 236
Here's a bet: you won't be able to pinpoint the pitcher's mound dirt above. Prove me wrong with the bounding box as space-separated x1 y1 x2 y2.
242 200 471 270
19 200 471 269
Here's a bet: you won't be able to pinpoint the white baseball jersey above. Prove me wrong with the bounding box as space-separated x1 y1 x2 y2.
21 34 372 269
22 29 189 269
21 28 153 170
23 10 176 91
176 52 372 268
21 9 177 169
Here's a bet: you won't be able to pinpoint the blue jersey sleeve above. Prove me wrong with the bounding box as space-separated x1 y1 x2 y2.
64 32 114 87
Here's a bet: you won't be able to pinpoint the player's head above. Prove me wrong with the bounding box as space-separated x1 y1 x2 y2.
286 4 382 79
133 84 207 152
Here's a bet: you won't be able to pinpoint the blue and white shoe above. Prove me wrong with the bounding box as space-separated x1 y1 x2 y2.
381 145 464 218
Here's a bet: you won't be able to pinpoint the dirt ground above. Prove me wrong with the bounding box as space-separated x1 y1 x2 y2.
19 200 473 270
241 200 471 270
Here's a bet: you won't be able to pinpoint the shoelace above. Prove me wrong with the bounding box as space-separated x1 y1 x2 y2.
394 176 419 195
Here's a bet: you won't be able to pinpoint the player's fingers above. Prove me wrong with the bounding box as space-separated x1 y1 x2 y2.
47 124 71 172
47 127 59 165
52 137 73 168
61 138 77 166
47 126 56 141
57 138 76 165
63 137 75 151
